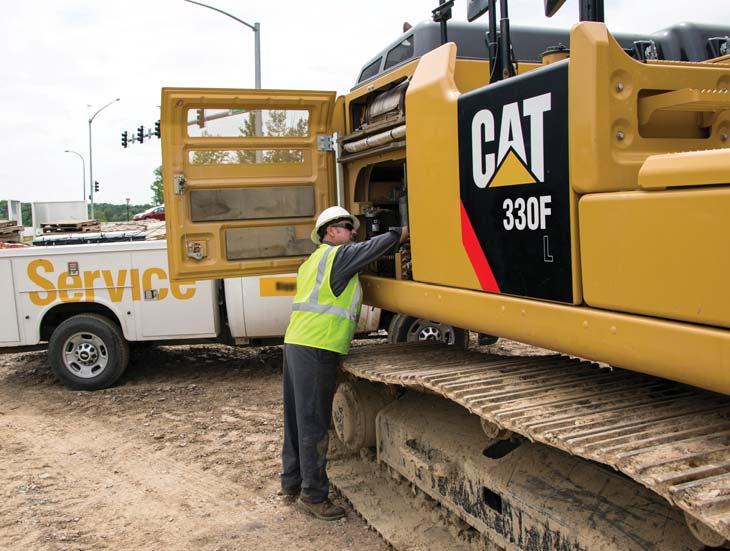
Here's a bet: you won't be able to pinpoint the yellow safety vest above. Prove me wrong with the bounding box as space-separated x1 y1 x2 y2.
284 244 362 355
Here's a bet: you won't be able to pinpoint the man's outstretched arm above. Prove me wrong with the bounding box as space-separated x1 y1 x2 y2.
328 227 408 296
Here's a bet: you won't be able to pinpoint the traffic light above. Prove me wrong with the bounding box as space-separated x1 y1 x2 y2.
94 181 100 193
196 108 205 128
154 120 161 138
121 130 128 148
136 125 144 143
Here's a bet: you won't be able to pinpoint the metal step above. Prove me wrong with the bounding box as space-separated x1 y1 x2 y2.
343 343 730 543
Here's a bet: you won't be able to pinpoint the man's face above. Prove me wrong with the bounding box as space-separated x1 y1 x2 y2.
325 220 356 245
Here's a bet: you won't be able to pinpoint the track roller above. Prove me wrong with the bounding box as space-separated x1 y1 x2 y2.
332 380 394 452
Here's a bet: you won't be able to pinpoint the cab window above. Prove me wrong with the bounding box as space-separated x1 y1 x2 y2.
384 36 414 69
187 108 309 138
358 57 382 83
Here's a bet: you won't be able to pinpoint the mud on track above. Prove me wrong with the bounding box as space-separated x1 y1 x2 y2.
0 344 388 551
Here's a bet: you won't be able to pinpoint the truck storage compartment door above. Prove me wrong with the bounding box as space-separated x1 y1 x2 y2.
240 275 297 338
161 88 337 281
131 248 219 339
0 259 20 344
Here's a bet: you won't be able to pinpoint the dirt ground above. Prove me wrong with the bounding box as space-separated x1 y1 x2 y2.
0 342 390 551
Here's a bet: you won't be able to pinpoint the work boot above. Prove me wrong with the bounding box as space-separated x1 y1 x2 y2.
277 485 300 500
296 497 346 521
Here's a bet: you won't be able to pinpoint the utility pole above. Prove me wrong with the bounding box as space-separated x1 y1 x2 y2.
63 150 86 204
183 1 262 138
88 98 120 220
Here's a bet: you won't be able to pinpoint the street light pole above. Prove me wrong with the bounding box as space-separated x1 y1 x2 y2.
87 97 120 220
63 150 86 204
254 21 261 89
183 0 261 89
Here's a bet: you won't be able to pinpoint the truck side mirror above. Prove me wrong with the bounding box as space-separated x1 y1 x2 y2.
544 0 568 17
467 0 490 22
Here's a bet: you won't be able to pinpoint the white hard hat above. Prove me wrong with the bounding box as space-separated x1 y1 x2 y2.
310 206 360 244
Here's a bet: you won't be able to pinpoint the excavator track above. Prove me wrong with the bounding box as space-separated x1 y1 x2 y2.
328 449 480 551
341 343 730 545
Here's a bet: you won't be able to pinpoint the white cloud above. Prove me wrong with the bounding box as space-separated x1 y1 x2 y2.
0 0 728 206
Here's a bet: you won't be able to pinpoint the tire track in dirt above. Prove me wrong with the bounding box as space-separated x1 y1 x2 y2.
0 406 264 550
0 346 389 551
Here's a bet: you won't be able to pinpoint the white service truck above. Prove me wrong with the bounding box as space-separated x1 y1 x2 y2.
0 239 384 390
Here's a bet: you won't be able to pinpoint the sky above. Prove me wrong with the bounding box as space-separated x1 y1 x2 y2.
1 0 729 208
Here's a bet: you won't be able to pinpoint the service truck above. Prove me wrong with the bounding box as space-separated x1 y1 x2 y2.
0 239 389 390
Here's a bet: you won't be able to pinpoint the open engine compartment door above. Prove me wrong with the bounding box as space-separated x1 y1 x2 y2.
161 88 337 281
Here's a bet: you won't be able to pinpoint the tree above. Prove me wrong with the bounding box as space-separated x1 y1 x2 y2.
262 110 308 163
151 166 163 205
94 203 152 222
184 110 309 168
191 148 231 164
235 112 257 164
190 130 233 165
0 202 31 225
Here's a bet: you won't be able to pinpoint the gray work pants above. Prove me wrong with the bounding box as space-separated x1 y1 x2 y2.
281 343 340 502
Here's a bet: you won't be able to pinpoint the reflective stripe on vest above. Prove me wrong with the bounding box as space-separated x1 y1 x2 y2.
284 243 363 354
290 246 361 322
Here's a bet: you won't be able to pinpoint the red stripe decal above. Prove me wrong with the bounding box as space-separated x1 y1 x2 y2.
460 202 500 293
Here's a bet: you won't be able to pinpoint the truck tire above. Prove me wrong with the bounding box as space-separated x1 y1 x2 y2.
387 314 469 349
48 314 129 390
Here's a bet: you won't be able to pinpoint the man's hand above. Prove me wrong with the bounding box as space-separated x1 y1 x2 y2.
400 226 409 244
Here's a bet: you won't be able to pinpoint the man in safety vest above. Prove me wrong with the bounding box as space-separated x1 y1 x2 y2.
281 206 408 520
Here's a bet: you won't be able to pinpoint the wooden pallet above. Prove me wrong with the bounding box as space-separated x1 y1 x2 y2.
41 220 101 234
0 223 23 243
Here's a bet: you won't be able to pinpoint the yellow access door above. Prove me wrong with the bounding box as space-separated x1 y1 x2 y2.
161 88 337 281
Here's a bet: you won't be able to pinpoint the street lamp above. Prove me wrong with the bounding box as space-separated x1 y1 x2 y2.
126 197 130 221
88 97 120 220
183 0 261 89
184 0 263 152
63 150 86 204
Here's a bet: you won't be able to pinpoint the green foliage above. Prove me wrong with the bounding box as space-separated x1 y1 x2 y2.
0 201 150 224
266 109 309 138
0 202 32 225
191 110 309 165
235 112 257 164
151 166 163 205
263 110 307 163
191 132 232 164
92 203 152 222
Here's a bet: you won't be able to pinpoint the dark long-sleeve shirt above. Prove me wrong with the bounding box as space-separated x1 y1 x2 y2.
323 229 401 297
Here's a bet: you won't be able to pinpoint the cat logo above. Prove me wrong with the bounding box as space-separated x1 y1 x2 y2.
470 92 551 189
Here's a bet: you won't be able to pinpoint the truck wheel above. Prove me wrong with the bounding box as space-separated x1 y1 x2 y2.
387 314 468 349
48 314 129 390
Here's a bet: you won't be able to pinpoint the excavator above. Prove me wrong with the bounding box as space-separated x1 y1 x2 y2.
161 0 730 547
